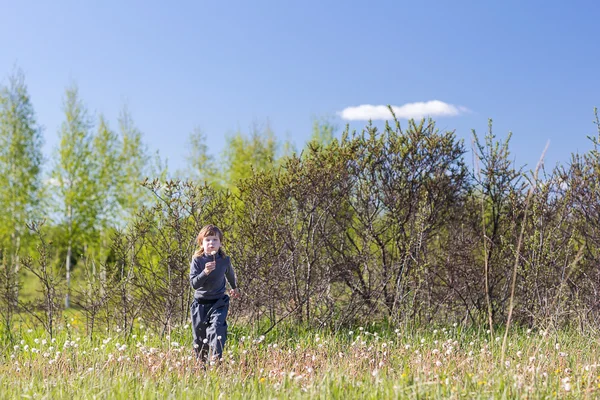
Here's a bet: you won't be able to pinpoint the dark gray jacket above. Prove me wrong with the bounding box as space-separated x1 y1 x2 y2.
189 253 238 300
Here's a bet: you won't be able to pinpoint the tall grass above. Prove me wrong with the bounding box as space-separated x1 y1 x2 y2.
1 318 598 399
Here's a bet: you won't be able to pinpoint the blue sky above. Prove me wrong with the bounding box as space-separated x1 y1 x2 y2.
1 0 598 175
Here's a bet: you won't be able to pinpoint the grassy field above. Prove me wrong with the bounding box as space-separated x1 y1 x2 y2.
1 318 599 399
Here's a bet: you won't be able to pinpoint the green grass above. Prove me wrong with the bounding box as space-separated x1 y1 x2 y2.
1 318 599 399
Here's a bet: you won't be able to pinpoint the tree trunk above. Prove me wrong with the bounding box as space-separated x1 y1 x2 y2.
65 243 72 308
66 204 73 309
12 234 20 310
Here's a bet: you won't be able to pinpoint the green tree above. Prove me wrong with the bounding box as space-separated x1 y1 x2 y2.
185 127 216 184
308 117 336 147
50 85 98 308
221 122 278 190
0 69 43 321
116 107 153 222
91 115 120 258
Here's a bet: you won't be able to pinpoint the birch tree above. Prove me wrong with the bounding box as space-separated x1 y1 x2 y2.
50 85 97 308
91 115 120 259
185 127 216 184
0 69 43 323
221 122 278 189
116 107 152 222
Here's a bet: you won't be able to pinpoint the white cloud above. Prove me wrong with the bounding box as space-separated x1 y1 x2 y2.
338 100 469 121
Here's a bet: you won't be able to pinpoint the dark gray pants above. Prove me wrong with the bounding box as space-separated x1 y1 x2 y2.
190 295 229 361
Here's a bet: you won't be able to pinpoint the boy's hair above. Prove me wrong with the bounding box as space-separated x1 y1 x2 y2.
193 224 225 258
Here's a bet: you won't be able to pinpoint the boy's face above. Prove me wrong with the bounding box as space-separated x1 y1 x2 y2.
202 235 221 255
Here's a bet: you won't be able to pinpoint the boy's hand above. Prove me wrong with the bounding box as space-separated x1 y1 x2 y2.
204 261 216 275
230 288 240 299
